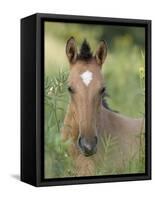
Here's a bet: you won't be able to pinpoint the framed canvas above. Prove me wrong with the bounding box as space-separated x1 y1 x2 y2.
21 13 151 187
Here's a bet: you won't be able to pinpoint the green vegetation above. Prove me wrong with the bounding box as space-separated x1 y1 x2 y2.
44 22 145 178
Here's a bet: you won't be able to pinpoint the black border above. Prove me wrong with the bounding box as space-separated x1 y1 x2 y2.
35 13 151 186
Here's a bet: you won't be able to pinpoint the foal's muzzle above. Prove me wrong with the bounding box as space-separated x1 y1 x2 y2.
78 136 97 156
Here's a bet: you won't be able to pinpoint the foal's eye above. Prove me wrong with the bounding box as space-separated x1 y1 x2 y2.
99 87 106 95
68 86 74 93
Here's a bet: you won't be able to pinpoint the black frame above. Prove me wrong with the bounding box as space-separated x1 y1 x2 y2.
21 13 151 187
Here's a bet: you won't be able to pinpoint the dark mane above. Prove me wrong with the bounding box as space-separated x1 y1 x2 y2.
78 39 93 61
102 89 118 113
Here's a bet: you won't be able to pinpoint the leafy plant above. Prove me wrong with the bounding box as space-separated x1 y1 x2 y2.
44 69 76 178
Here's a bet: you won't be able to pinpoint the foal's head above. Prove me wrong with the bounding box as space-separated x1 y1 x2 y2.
66 37 107 156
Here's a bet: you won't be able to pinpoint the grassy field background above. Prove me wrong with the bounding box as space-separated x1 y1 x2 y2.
44 22 145 178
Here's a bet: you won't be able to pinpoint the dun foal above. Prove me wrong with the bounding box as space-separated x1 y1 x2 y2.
61 37 145 176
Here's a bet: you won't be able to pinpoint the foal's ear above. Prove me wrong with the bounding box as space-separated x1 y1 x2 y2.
66 37 77 64
95 41 107 66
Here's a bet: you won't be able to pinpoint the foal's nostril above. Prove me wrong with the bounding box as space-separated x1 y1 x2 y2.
78 136 98 156
78 136 83 149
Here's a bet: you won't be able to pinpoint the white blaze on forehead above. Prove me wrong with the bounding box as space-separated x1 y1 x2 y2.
80 70 93 86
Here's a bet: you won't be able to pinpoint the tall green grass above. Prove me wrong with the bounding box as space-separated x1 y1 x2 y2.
45 70 76 178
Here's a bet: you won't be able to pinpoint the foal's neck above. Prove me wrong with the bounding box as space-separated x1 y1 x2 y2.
99 105 144 137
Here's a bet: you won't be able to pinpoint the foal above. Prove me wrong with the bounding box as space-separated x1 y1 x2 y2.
61 37 145 176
